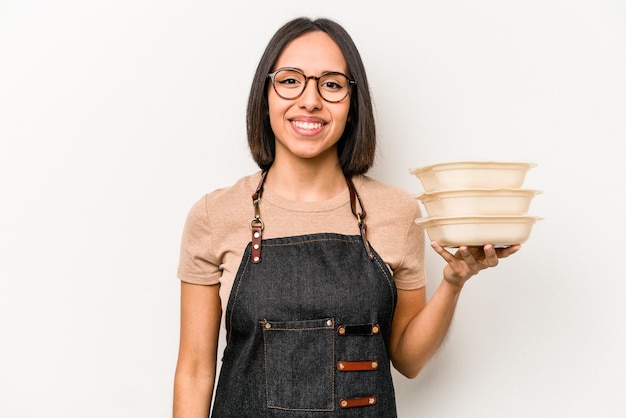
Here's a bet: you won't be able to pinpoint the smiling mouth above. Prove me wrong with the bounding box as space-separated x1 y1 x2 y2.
291 120 325 130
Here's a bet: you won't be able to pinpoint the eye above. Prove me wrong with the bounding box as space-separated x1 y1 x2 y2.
279 77 300 85
321 80 343 90
275 70 305 88
319 74 348 91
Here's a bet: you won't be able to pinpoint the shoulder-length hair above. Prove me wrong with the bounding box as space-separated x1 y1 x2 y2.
246 17 376 177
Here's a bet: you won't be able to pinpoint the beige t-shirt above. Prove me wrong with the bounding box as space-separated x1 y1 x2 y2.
177 171 426 315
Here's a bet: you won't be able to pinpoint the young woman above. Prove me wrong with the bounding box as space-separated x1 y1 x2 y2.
173 17 520 417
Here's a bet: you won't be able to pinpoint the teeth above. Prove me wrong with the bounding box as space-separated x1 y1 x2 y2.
292 120 323 130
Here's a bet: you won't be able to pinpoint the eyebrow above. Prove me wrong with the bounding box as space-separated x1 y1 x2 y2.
274 66 349 76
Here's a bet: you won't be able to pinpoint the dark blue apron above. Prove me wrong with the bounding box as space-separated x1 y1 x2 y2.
211 173 398 417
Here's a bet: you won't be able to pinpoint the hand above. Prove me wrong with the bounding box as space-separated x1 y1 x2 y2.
430 242 521 289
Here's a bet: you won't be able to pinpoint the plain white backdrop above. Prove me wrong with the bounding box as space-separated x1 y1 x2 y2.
1 1 625 417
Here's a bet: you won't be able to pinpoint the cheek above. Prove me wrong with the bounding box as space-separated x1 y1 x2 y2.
267 92 289 118
267 99 282 127
336 105 351 125
267 105 289 140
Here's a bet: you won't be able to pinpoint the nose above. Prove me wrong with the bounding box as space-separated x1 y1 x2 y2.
297 76 323 111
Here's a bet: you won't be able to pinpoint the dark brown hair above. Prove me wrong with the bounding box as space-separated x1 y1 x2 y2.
246 17 376 176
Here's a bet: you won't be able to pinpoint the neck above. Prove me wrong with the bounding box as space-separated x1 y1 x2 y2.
264 160 347 202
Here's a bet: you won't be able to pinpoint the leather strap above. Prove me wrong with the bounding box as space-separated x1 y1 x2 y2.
250 171 268 263
250 224 262 263
339 396 377 409
345 175 374 260
336 360 379 371
337 323 381 336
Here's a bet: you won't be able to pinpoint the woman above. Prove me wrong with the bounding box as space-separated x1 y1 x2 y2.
173 17 519 417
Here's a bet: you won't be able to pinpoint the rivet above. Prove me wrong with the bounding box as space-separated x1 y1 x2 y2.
264 322 271 329
338 363 345 370
253 256 260 262
369 397 375 404
253 244 259 250
326 319 333 327
338 326 345 335
340 400 348 407
371 361 378 369
372 325 380 334
253 232 260 238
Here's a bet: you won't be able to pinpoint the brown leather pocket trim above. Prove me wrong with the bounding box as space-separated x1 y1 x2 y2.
336 360 379 371
339 396 377 408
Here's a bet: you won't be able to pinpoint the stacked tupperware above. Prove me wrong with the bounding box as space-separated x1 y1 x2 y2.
409 161 542 247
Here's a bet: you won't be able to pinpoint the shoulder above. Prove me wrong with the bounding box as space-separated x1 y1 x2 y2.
202 171 263 208
185 171 263 230
352 174 423 243
352 175 425 289
352 175 419 216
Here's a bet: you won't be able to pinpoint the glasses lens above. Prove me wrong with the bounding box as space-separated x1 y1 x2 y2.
318 73 351 102
273 69 306 100
271 69 353 102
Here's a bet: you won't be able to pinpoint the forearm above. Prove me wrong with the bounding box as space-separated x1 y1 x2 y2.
173 369 214 417
391 279 462 378
174 282 222 417
390 243 520 378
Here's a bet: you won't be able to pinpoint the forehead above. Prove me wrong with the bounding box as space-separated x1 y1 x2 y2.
274 31 347 74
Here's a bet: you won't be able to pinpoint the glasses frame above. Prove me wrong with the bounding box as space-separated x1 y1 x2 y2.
267 67 356 103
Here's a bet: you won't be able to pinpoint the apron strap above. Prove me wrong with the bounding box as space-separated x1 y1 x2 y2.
345 175 374 260
249 171 268 263
250 170 374 263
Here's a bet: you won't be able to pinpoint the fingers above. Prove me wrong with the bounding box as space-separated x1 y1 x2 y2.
495 244 521 259
431 243 482 277
431 242 520 269
430 241 456 264
459 245 501 271
430 241 521 287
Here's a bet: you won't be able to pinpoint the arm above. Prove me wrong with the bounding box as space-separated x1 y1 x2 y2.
173 282 222 417
388 242 520 378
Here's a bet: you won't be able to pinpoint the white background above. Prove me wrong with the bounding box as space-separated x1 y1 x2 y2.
1 1 625 417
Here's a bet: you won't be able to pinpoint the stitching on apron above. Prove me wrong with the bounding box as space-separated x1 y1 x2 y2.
262 321 337 412
227 248 252 344
263 236 361 248
371 255 397 332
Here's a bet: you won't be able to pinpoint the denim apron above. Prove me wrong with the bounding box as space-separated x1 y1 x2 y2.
212 172 398 417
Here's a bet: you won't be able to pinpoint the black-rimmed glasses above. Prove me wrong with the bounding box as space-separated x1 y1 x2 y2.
268 67 355 103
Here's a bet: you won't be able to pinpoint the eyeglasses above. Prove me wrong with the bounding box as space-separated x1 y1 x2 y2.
267 67 355 103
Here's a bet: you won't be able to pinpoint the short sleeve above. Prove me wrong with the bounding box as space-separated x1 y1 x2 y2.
177 195 222 285
392 203 426 290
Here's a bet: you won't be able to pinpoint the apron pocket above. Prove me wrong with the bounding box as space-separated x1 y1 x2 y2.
261 318 335 412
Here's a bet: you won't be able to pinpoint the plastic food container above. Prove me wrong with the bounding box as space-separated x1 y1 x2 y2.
410 161 536 192
416 188 541 217
415 215 542 247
